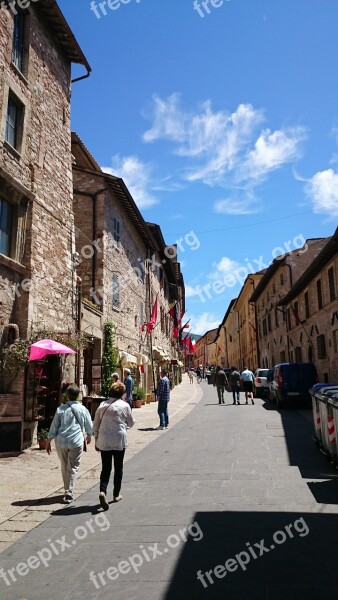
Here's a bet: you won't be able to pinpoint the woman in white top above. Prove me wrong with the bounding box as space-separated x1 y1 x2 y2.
93 382 135 510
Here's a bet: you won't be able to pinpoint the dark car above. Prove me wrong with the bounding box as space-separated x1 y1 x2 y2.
269 362 318 408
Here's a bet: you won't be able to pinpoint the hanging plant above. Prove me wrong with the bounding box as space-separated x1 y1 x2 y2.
101 322 119 398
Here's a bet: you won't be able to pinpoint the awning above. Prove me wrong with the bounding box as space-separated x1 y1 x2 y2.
136 353 150 366
119 351 137 366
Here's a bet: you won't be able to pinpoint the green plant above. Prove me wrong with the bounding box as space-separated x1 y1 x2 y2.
37 428 49 440
0 339 30 393
101 322 119 398
135 386 145 400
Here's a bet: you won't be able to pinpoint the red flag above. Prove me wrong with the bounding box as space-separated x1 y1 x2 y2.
169 304 179 338
141 298 158 334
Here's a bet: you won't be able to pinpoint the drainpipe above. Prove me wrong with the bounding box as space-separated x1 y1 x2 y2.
76 276 82 386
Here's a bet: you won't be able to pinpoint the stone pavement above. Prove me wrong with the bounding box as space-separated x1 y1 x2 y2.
0 375 202 552
1 382 338 599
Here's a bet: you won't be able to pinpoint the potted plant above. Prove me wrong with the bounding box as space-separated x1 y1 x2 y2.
37 428 49 450
133 386 145 408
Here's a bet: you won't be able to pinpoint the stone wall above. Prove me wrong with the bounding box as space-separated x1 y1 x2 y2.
0 5 76 342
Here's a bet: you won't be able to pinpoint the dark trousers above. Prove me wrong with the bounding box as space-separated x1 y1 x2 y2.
158 399 169 427
100 449 125 497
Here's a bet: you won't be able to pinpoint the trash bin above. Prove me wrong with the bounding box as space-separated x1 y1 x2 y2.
310 384 336 444
316 386 338 456
207 374 213 385
328 393 338 464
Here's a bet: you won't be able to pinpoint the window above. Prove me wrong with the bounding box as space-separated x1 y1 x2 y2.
295 347 302 362
328 267 336 302
280 273 284 285
159 267 164 289
113 217 120 244
267 314 271 333
304 291 310 319
112 274 120 309
316 279 323 310
317 334 326 359
293 301 300 326
262 318 267 336
333 329 338 354
280 350 286 363
0 198 13 257
308 345 313 363
12 10 25 72
6 95 23 150
286 308 291 331
274 308 279 327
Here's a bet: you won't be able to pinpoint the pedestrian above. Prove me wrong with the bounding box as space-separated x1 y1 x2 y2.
230 366 241 405
46 384 93 504
123 368 134 410
213 365 228 404
156 369 170 430
93 382 135 510
188 368 194 384
112 372 121 384
196 366 202 383
240 367 255 405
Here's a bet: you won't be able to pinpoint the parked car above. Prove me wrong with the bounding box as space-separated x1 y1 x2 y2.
268 362 318 408
253 368 272 398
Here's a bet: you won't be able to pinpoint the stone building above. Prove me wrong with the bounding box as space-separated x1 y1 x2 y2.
230 272 265 371
250 239 329 369
72 134 184 404
213 299 236 368
0 1 90 451
277 229 338 382
194 328 218 369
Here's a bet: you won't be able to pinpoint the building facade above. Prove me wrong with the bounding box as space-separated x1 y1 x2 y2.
0 2 90 451
278 230 338 382
250 239 329 369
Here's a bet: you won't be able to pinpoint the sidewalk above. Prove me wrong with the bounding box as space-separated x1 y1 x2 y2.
0 375 203 553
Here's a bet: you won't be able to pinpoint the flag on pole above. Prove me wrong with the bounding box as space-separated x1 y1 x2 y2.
141 297 158 334
169 304 179 338
189 337 196 354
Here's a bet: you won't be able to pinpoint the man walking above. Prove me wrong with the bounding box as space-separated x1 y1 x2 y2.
124 368 134 410
240 367 255 405
156 369 170 430
213 365 228 404
46 384 92 504
229 366 241 405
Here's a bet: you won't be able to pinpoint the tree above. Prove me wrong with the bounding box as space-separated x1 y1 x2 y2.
101 322 119 397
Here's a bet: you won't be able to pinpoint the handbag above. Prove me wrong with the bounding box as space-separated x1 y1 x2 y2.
68 404 87 452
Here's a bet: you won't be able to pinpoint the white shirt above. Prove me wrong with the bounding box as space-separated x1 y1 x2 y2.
93 398 135 451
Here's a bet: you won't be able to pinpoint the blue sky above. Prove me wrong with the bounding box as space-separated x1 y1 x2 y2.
59 0 338 334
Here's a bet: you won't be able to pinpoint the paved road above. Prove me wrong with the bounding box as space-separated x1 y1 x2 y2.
1 383 338 600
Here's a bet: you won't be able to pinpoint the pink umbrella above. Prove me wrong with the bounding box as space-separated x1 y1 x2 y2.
29 339 76 362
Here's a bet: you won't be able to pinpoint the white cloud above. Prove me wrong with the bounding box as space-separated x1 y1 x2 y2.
214 192 260 215
305 169 338 217
142 94 306 213
190 312 221 336
208 256 240 280
185 284 200 298
103 155 158 209
240 127 307 182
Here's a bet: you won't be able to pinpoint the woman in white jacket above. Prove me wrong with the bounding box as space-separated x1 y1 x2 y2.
93 382 135 510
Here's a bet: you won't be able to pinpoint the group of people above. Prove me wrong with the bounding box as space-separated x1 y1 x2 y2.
213 366 255 406
46 368 171 510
